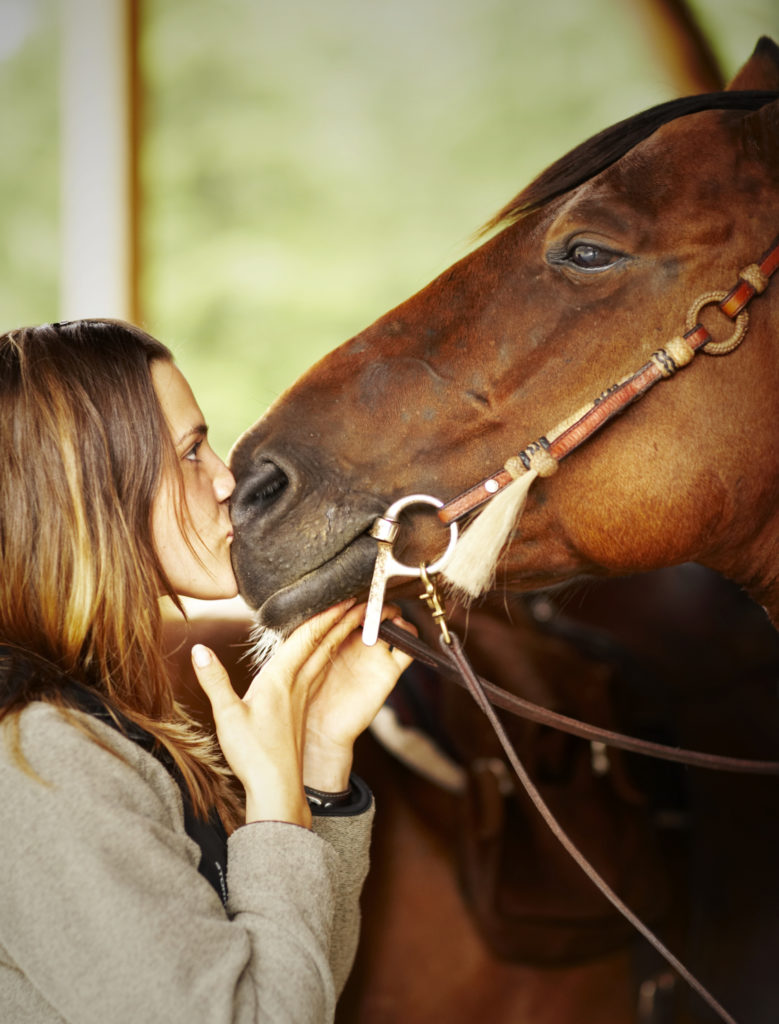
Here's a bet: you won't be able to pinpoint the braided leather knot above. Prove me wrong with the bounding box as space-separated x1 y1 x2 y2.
652 335 696 377
508 442 558 479
740 263 769 294
504 454 526 479
529 446 559 477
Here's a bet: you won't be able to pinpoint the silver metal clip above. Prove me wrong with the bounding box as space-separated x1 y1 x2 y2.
362 493 458 645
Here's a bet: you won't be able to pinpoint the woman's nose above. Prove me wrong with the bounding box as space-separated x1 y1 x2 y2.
214 460 236 503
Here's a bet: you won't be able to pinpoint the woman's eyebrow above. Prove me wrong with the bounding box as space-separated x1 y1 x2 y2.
175 423 209 447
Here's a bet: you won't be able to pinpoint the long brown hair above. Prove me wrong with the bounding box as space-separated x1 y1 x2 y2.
0 319 240 827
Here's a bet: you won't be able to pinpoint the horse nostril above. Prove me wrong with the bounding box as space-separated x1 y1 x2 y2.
231 460 289 523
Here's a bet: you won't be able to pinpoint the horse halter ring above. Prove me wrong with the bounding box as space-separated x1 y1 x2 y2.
362 493 459 646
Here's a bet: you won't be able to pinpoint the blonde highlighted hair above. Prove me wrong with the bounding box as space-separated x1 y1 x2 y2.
0 319 240 828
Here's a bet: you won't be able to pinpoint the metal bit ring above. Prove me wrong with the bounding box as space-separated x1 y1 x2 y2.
370 493 459 579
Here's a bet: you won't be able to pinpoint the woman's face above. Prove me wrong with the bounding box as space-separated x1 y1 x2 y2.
150 360 238 599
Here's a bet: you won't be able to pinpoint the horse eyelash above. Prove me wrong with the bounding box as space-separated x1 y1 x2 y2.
545 244 571 265
546 241 628 270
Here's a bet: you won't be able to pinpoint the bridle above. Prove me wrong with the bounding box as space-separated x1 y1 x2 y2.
434 234 779 601
438 234 779 525
367 235 779 1024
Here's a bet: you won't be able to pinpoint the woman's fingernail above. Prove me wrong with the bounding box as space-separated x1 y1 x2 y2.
191 644 212 668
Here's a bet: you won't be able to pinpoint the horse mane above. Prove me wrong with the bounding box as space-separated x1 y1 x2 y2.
482 89 779 234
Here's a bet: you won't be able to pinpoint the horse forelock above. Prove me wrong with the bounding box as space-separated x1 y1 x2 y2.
481 90 779 236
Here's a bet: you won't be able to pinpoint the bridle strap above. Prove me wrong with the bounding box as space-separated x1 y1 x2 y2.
377 620 779 775
439 627 740 1024
378 620 755 1024
438 234 779 525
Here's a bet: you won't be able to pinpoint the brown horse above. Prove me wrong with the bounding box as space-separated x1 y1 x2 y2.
226 36 779 1023
228 37 779 635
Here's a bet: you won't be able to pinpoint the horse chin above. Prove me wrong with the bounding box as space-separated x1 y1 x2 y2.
250 533 377 634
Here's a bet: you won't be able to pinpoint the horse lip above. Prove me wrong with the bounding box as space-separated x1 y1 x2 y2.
253 532 378 633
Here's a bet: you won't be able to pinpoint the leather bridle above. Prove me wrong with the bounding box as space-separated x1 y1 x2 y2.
437 235 779 526
371 235 779 1024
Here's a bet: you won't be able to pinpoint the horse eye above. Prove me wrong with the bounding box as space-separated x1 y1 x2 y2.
566 243 621 271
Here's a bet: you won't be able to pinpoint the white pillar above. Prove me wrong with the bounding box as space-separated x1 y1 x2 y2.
59 0 132 320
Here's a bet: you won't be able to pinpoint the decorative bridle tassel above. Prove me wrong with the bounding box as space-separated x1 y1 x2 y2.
443 462 539 599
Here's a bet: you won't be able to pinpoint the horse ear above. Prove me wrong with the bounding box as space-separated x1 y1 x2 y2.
729 38 779 169
727 36 779 90
741 96 779 170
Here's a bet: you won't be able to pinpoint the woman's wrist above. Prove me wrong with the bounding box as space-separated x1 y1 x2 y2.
244 781 312 829
303 747 353 794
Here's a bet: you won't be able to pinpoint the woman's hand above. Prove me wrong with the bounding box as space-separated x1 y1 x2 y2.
190 600 412 826
301 604 414 793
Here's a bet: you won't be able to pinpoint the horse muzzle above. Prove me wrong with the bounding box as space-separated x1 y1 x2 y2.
229 450 387 630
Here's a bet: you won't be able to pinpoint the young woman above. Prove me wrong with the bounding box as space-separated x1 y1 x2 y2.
0 319 412 1023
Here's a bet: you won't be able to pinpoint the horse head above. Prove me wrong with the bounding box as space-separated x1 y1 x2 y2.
230 38 779 632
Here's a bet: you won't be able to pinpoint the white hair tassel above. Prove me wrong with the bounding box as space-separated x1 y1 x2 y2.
443 446 558 600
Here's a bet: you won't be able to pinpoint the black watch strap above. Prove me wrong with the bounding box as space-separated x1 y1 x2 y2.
306 773 372 817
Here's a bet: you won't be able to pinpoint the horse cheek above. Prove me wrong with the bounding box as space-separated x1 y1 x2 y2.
552 432 725 573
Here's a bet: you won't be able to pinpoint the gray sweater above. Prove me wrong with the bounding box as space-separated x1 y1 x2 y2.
0 703 373 1023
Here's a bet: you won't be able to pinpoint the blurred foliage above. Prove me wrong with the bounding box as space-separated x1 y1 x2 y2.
0 0 776 456
0 0 59 327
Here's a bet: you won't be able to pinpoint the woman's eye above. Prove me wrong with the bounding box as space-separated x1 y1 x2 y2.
565 242 623 271
184 440 203 462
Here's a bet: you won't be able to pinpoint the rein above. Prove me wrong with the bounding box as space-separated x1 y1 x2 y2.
377 620 779 777
377 617 777 1024
366 235 779 1024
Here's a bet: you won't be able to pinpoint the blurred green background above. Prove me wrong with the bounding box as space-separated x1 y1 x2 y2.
1 0 777 457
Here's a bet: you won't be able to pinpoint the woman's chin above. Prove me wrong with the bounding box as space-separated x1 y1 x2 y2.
174 575 241 604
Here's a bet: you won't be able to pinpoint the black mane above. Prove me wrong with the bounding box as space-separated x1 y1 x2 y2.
483 88 779 234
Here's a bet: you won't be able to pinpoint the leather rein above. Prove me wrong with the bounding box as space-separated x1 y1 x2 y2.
377 619 779 777
371 236 779 1024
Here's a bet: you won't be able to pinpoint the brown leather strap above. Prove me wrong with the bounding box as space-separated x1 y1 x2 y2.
377 620 779 775
439 234 779 526
720 237 779 317
438 628 740 1024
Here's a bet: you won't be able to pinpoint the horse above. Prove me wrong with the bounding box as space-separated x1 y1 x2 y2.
228 37 779 634
332 567 779 1023
225 37 779 1023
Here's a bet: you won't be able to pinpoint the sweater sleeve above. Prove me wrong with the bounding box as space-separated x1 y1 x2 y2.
310 801 374 994
0 704 372 1024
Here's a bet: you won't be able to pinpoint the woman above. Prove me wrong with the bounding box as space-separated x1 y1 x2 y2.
0 319 412 1023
